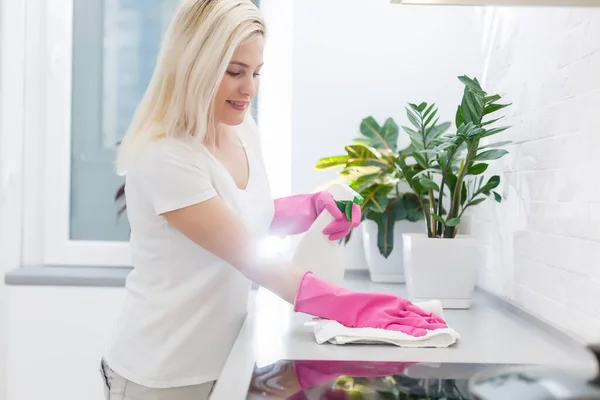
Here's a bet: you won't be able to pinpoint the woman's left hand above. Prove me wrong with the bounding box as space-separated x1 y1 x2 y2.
312 191 361 241
270 191 362 240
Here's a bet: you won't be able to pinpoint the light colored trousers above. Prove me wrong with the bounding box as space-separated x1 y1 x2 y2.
100 359 215 400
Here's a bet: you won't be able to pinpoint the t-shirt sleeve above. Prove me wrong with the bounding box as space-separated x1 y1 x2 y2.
135 140 217 215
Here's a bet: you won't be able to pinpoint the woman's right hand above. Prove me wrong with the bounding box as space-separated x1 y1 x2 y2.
293 272 448 337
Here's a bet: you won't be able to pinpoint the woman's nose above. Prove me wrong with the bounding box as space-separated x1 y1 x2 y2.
240 76 257 97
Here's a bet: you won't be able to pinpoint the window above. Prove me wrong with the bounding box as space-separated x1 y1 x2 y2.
42 0 260 266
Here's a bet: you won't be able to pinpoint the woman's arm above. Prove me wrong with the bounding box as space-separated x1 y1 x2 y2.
162 196 306 304
161 196 447 336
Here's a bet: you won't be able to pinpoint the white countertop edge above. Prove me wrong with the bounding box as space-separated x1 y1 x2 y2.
210 313 257 399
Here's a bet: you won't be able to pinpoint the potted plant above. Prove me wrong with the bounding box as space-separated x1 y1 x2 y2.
314 117 428 283
395 75 512 309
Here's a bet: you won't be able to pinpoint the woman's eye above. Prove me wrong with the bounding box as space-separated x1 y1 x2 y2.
226 71 241 77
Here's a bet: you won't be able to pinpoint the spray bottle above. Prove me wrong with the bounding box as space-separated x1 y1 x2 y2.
292 183 363 286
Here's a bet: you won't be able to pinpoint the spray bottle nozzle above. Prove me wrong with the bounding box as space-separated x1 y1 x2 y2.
335 194 364 222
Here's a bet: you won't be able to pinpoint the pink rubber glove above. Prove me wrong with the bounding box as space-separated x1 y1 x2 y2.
270 192 361 240
293 272 448 337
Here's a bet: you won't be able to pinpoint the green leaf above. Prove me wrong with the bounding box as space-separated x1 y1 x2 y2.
405 107 421 129
366 206 396 258
424 109 438 128
484 94 501 104
475 149 508 161
458 75 482 92
476 175 501 196
467 163 489 175
479 140 511 150
481 116 505 127
493 191 502 202
482 126 510 138
460 99 473 125
359 117 399 151
413 168 442 180
419 177 440 191
314 155 349 169
455 105 465 129
391 198 409 221
484 103 512 114
470 129 487 139
470 88 487 97
403 194 424 222
431 213 445 224
465 91 482 121
417 102 427 112
445 217 461 227
344 143 388 168
341 229 353 245
467 197 486 207
424 103 435 119
350 172 382 192
360 184 392 213
396 157 428 195
409 138 424 151
426 121 451 141
412 152 428 169
445 169 458 193
402 125 422 143
345 201 352 220
397 143 416 158
381 118 399 152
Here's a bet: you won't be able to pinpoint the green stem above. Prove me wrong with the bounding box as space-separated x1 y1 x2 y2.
436 141 463 235
444 139 478 237
427 188 437 237
415 194 433 236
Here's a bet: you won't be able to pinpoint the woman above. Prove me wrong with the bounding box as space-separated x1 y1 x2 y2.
100 0 447 399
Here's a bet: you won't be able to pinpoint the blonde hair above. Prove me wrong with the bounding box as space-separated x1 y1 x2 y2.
115 0 265 175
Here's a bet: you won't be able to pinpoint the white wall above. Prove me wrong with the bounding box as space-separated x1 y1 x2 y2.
6 287 125 400
290 0 486 264
1 0 27 399
291 0 486 194
472 7 600 343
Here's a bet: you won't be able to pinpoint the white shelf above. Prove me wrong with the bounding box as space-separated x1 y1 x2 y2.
391 0 600 6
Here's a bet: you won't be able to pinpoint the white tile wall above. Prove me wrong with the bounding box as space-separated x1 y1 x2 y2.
473 7 600 343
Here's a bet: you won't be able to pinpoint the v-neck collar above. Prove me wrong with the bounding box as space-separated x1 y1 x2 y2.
200 127 252 192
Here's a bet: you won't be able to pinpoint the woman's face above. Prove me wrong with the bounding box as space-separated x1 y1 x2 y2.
214 34 264 126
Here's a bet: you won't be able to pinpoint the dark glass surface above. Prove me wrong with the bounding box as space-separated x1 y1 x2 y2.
245 359 523 400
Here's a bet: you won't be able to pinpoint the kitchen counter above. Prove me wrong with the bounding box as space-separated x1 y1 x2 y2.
210 271 597 399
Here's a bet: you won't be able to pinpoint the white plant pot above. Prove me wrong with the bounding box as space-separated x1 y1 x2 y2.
402 233 481 309
362 220 425 283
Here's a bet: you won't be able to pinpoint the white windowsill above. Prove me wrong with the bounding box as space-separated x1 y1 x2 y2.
4 265 132 287
4 265 261 290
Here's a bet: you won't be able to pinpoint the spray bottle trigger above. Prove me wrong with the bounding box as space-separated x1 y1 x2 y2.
335 193 364 222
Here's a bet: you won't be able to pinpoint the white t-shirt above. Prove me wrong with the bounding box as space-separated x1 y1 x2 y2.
103 120 275 388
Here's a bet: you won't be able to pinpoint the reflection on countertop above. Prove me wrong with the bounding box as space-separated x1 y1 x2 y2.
210 270 597 400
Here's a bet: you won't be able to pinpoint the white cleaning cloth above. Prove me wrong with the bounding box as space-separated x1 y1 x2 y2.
305 300 460 348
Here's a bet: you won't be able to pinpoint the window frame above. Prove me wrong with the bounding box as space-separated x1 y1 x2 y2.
33 0 265 267
39 0 132 266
